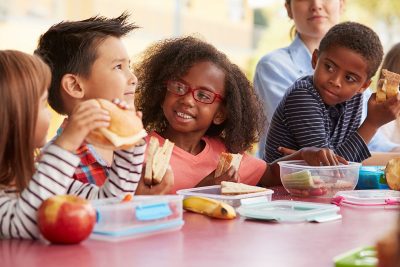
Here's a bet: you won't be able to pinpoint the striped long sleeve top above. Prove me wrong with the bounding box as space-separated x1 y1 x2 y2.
265 75 371 163
0 142 145 239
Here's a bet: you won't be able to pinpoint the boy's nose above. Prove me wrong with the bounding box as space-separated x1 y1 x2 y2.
129 72 138 87
329 74 341 88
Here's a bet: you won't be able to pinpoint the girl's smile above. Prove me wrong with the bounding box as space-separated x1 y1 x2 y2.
175 111 195 121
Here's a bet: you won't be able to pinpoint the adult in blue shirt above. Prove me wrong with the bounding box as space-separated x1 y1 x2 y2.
254 0 399 159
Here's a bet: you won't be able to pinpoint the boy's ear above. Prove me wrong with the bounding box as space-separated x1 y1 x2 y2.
213 106 226 125
311 49 319 69
357 79 372 94
285 2 293 19
61 74 84 99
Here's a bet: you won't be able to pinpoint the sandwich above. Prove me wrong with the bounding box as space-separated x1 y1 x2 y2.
144 136 174 185
86 99 147 150
385 157 400 190
215 152 243 178
220 181 267 195
376 69 400 103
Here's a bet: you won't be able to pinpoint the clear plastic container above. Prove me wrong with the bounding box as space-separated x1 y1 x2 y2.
278 160 361 198
356 166 389 190
90 195 184 241
237 199 341 222
176 185 273 207
332 189 400 207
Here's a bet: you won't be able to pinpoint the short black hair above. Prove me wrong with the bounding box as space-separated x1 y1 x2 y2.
135 36 265 153
318 21 383 78
34 12 138 114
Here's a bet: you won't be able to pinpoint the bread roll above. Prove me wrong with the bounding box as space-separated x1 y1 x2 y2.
86 99 147 150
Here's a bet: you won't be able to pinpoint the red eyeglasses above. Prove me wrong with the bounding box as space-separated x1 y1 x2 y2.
166 80 224 104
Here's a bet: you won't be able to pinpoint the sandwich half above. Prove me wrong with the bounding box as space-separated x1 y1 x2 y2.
144 136 174 185
215 152 243 177
220 181 267 195
376 69 400 103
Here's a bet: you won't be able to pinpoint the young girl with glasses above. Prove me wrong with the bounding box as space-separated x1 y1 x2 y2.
0 50 146 239
135 36 340 193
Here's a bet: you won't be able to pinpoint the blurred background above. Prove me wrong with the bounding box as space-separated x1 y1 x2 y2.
1 0 399 139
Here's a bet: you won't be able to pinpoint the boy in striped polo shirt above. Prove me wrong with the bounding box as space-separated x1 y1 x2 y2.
265 22 400 163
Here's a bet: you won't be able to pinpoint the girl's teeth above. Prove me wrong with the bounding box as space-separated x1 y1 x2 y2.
177 112 193 119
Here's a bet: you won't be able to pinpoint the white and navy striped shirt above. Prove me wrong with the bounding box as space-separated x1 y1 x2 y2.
0 142 145 239
265 75 370 163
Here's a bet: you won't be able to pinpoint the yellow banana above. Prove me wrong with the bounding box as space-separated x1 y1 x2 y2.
183 196 236 219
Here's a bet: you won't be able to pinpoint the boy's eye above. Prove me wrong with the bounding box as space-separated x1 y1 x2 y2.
345 75 356 83
325 63 334 72
114 64 122 70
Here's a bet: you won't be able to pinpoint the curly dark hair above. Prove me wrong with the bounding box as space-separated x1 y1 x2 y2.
34 12 138 115
318 21 383 78
135 36 265 153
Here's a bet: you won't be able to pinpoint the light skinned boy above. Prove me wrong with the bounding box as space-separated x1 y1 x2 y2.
265 21 400 163
35 13 173 194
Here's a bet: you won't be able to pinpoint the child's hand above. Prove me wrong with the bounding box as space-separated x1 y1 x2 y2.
196 167 238 187
214 166 239 184
135 166 174 195
365 93 400 128
278 146 347 166
299 147 348 166
54 99 110 152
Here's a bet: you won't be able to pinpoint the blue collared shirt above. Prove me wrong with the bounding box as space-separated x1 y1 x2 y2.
254 35 398 159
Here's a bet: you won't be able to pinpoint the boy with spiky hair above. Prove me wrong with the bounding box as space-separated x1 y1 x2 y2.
265 21 400 163
35 13 173 194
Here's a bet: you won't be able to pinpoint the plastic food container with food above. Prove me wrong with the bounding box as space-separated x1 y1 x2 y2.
176 185 273 207
90 195 184 241
278 160 361 198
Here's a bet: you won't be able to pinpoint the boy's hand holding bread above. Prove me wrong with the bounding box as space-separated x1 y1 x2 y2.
55 98 147 152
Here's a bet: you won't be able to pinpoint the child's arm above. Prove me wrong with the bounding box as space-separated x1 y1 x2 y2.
57 100 147 198
0 144 81 239
64 142 146 199
358 93 400 144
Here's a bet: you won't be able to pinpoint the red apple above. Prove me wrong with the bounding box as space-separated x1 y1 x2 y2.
37 195 96 244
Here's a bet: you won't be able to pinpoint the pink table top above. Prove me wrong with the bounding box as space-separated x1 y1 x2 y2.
1 187 398 267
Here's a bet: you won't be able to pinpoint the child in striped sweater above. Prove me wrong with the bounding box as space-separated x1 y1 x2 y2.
0 50 144 239
265 22 400 163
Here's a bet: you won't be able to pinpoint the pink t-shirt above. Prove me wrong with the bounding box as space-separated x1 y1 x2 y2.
145 132 267 193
